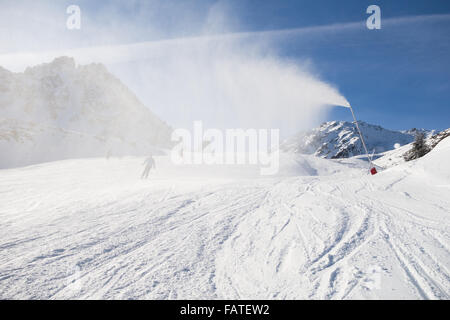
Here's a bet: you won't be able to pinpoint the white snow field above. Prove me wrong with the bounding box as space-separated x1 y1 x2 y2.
0 139 449 300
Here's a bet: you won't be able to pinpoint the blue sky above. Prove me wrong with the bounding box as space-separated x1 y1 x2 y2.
204 0 450 131
1 0 449 132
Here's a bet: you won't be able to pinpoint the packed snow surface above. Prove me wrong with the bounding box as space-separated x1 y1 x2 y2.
0 140 449 299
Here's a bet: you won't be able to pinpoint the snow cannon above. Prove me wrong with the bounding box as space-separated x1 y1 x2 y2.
339 101 377 177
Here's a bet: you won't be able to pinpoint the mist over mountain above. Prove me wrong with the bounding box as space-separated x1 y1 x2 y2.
0 57 172 168
0 56 443 170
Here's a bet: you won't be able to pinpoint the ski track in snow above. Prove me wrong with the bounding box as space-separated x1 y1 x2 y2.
0 155 449 299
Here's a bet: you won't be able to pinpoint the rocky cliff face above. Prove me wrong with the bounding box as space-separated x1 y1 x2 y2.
0 57 173 168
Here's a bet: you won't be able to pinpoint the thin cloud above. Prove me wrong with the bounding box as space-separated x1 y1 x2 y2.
1 14 449 71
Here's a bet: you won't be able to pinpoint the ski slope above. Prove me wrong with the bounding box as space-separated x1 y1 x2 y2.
0 140 449 299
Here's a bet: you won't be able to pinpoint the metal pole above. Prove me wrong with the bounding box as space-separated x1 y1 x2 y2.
348 104 374 169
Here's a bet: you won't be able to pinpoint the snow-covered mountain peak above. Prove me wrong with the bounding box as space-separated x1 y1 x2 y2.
0 57 172 168
282 120 422 159
24 56 76 76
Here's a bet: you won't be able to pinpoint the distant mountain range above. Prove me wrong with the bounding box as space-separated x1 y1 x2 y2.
281 120 433 159
0 56 445 170
0 57 172 168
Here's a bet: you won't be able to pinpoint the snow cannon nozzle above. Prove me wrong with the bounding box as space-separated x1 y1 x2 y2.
341 99 351 108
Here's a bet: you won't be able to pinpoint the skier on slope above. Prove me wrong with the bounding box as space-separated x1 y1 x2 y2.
141 154 156 179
